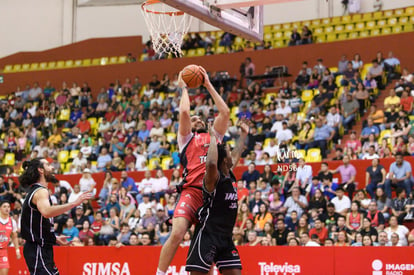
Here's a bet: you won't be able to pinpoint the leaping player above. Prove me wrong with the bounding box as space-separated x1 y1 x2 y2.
157 66 236 275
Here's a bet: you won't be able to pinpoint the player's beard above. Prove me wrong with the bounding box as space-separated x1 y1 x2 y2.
195 128 207 134
45 170 58 183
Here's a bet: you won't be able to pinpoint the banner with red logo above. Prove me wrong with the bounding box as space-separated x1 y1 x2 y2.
8 246 414 275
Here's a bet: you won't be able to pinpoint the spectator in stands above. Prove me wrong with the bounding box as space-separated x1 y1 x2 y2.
308 118 335 159
281 187 308 218
152 169 168 202
326 106 342 142
61 217 79 242
331 187 351 216
377 231 389 246
301 26 312 44
384 215 409 246
365 158 386 198
97 147 112 171
366 201 385 231
295 70 310 89
309 219 328 243
341 62 356 86
337 55 349 75
353 83 369 116
120 196 136 224
295 158 313 191
341 93 359 132
288 28 301 46
369 60 385 89
400 90 413 114
391 188 411 224
391 117 411 147
384 89 401 112
249 190 265 216
242 163 261 185
121 171 138 198
330 155 357 198
272 218 289 246
383 51 400 79
362 145 379 160
351 53 363 71
276 122 293 145
295 121 314 150
345 201 363 232
384 152 412 198
300 232 319 246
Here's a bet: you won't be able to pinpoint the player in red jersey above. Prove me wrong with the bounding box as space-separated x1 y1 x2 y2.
157 67 232 274
0 201 20 275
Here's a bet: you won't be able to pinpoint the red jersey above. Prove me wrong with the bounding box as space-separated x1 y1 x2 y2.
0 217 14 249
180 132 212 189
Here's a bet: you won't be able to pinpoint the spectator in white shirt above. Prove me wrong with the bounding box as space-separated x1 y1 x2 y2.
263 138 279 158
275 100 292 119
331 187 351 216
300 232 320 247
80 140 93 159
138 194 154 215
72 152 87 172
281 187 308 218
270 114 285 137
295 158 313 190
79 168 96 195
152 169 169 202
362 145 380 160
276 122 293 145
326 106 342 142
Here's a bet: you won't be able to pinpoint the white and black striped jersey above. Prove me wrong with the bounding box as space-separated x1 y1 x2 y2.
21 184 56 246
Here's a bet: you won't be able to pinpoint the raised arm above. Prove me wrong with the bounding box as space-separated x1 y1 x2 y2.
204 124 219 193
199 66 230 136
34 188 92 218
177 72 192 137
231 120 248 167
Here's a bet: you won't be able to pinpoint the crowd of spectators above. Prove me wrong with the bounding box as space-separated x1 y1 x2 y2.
1 48 413 248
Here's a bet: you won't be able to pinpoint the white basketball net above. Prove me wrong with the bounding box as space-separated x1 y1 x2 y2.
141 1 192 58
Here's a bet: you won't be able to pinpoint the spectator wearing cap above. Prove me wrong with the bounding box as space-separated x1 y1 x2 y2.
295 158 313 191
79 168 96 195
341 93 359 132
330 155 357 198
384 152 412 198
237 105 252 120
330 187 351 216
308 118 335 159
73 205 89 231
319 202 341 227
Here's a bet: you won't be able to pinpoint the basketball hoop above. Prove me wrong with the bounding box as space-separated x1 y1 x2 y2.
141 0 192 58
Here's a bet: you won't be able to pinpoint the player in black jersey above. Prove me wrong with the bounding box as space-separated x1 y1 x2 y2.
20 158 92 274
186 122 247 275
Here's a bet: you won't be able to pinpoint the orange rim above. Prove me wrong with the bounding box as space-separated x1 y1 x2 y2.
141 0 185 16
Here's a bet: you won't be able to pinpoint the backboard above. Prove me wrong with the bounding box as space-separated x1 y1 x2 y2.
158 0 264 42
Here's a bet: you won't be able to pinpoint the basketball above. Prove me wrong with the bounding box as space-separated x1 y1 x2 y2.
181 64 204 88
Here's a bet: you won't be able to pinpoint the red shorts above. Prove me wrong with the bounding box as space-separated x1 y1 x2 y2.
173 187 203 225
0 249 9 269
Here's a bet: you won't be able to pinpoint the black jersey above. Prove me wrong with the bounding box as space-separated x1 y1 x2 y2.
21 184 56 246
197 171 238 235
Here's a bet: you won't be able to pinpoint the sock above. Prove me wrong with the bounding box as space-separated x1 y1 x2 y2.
156 268 166 275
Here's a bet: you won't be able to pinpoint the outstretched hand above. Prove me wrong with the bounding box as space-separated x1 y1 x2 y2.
198 66 211 87
75 191 93 205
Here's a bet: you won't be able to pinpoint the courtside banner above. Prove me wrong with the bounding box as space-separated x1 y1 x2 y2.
335 247 414 275
8 246 414 274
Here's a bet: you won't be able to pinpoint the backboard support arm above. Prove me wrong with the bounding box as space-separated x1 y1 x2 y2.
159 0 264 42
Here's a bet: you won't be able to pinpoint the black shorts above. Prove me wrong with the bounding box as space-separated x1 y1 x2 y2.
23 242 59 275
186 229 242 273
